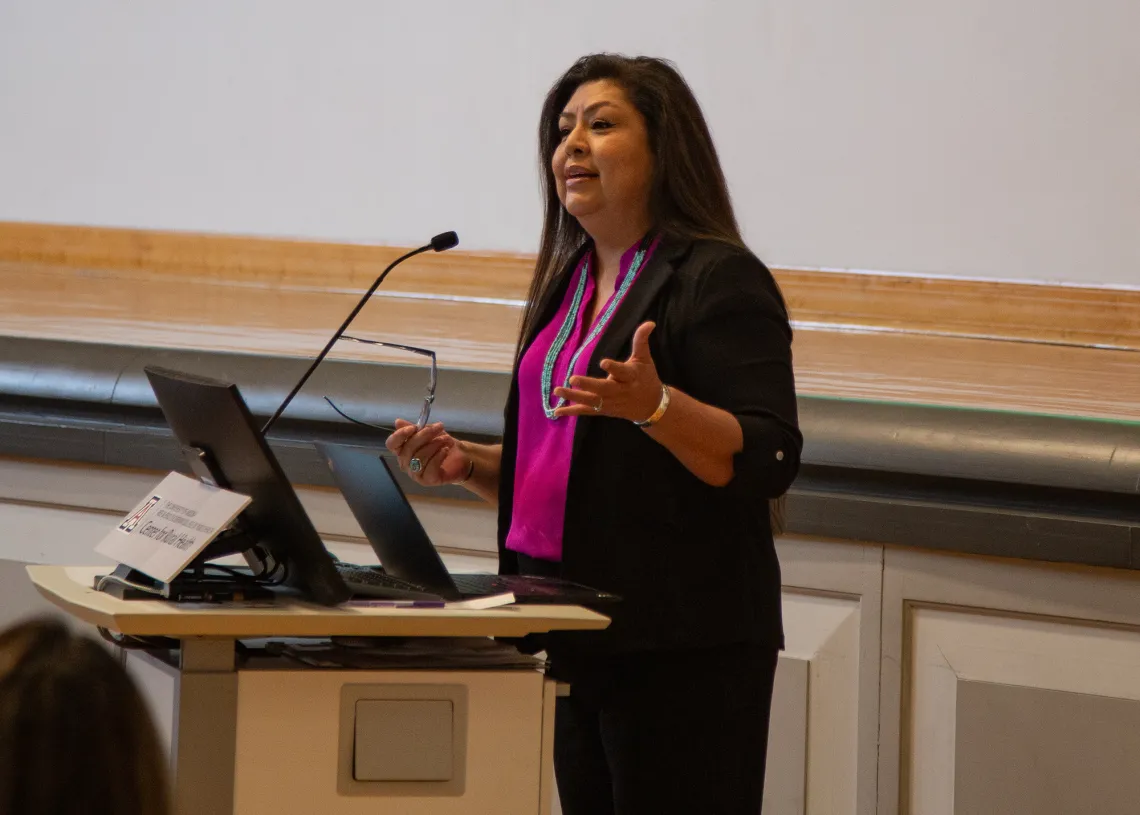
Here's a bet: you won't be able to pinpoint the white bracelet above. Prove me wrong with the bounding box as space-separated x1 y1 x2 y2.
633 384 671 428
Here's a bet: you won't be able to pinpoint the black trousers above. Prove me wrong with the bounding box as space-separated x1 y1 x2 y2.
513 554 780 814
551 642 779 815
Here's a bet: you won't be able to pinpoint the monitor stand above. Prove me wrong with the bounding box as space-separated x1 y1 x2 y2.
94 443 281 603
94 526 278 602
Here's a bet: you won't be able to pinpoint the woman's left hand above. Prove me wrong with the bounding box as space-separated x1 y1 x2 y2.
553 321 663 422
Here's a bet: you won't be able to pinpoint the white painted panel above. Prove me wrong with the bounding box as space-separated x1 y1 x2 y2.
0 501 122 565
234 668 547 814
767 656 809 815
0 557 75 627
906 604 1140 815
780 539 882 815
782 590 862 815
124 650 179 758
0 453 497 588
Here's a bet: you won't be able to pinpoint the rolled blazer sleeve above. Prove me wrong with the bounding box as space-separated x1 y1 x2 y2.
679 251 802 497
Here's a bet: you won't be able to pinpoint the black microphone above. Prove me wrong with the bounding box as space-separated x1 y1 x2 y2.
430 231 459 252
260 231 459 436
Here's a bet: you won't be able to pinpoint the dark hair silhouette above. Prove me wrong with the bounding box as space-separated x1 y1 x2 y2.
523 54 790 534
0 618 170 815
522 53 748 346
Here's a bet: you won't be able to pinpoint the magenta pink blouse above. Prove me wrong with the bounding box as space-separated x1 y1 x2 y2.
505 239 656 562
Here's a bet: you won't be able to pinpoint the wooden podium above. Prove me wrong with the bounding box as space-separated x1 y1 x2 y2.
28 566 609 815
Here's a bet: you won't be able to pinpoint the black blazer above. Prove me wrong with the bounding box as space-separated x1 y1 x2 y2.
497 234 802 656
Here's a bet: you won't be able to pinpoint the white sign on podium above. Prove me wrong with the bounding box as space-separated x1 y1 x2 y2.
96 472 252 583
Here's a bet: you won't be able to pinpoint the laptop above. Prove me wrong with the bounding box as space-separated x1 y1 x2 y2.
316 442 621 606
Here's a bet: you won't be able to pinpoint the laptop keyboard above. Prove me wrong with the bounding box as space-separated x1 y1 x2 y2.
335 565 604 601
335 563 430 594
451 573 513 596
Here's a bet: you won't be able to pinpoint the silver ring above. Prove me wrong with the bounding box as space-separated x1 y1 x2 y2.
409 457 423 473
593 398 604 414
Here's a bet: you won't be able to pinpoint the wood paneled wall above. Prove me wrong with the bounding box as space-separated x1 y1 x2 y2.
4 221 1138 350
3 221 1139 422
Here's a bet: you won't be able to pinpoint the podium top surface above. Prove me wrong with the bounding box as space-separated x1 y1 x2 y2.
27 566 611 639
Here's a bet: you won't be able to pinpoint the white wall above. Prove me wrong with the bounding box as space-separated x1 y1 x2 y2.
1 0 1137 285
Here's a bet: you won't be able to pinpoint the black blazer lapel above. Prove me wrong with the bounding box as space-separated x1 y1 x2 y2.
569 234 691 457
586 233 690 376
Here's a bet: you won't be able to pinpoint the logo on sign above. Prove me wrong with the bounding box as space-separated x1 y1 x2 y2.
119 495 161 533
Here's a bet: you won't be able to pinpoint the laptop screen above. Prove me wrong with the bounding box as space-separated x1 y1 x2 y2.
317 442 461 598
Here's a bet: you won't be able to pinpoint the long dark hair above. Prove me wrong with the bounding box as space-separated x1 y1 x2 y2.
0 618 170 815
521 53 747 347
523 54 790 536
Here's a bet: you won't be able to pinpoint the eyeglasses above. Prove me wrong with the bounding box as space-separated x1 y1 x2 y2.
323 335 437 433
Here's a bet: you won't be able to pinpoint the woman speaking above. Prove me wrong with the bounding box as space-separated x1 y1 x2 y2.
387 53 801 815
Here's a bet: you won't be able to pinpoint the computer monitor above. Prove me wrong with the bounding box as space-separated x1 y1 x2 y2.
144 365 351 606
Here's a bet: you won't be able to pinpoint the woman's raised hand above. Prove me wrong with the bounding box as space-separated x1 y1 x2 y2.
384 419 472 486
552 321 663 422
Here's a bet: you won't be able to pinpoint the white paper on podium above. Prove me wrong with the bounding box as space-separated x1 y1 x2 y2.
95 472 252 583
